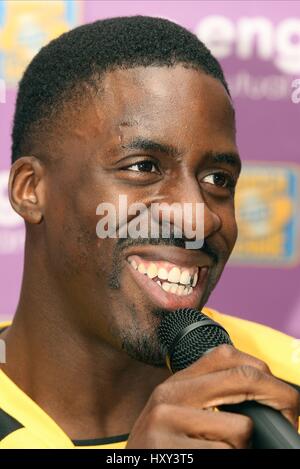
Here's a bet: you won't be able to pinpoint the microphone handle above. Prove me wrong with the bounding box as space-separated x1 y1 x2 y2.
221 401 300 449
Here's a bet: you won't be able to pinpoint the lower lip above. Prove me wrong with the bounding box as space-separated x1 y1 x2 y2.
126 262 208 310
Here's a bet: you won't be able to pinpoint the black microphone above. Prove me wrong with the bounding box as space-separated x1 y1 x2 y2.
158 308 300 449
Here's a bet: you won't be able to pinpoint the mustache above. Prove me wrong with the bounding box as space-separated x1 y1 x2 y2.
116 235 219 264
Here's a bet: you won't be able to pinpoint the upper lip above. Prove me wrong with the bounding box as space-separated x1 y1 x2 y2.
124 244 214 269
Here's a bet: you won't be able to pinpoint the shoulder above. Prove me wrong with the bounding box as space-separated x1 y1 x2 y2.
0 321 11 331
203 307 300 387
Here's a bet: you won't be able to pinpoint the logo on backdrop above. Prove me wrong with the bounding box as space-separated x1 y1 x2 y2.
0 0 80 87
291 78 300 103
231 163 300 266
196 15 300 100
0 169 25 254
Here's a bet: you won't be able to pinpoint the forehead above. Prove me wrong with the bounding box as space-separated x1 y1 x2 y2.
97 66 235 142
59 65 236 166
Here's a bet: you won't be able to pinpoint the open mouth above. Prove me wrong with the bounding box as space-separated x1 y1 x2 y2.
126 254 209 310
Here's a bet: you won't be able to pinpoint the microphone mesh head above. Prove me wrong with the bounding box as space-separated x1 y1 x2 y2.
158 308 232 373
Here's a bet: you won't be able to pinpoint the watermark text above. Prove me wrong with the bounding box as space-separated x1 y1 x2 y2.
96 196 205 249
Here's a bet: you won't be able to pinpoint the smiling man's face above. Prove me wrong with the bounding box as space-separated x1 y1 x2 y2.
43 65 240 366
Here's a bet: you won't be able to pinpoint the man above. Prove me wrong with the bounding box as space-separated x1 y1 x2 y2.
0 16 299 449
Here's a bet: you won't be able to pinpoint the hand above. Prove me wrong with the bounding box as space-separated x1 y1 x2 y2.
126 345 300 448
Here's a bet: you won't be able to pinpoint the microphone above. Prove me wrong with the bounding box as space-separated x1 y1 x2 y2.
158 308 300 449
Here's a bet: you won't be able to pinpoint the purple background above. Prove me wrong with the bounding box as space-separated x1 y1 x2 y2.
1 1 300 337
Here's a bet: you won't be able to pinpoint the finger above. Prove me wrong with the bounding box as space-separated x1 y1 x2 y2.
175 344 272 379
205 367 298 426
152 404 253 449
127 433 233 449
159 436 233 449
183 439 233 449
202 367 299 427
159 366 299 426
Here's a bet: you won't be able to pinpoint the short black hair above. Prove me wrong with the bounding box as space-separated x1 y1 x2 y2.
11 15 231 163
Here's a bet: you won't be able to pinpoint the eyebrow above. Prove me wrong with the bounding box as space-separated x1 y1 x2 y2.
120 137 183 159
120 137 241 171
210 152 241 171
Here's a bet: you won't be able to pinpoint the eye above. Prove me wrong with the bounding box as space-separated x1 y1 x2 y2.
202 172 235 190
126 160 160 174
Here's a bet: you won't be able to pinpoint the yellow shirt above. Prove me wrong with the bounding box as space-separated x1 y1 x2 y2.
0 307 299 448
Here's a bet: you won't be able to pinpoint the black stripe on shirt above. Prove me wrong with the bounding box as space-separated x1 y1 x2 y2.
72 433 129 447
0 409 23 440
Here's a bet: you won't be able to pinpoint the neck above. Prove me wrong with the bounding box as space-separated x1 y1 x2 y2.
1 242 169 440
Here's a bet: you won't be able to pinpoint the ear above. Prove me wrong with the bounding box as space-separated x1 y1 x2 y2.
8 157 45 224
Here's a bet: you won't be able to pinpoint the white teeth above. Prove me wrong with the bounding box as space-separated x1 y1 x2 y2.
157 267 168 281
131 258 198 297
168 267 181 283
192 271 198 287
147 263 157 279
158 281 193 296
138 263 146 274
162 282 171 292
180 270 191 285
170 283 178 294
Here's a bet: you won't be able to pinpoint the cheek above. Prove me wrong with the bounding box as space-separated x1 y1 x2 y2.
220 205 238 254
43 187 103 277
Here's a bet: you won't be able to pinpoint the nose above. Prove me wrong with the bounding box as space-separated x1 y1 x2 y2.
152 176 221 247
